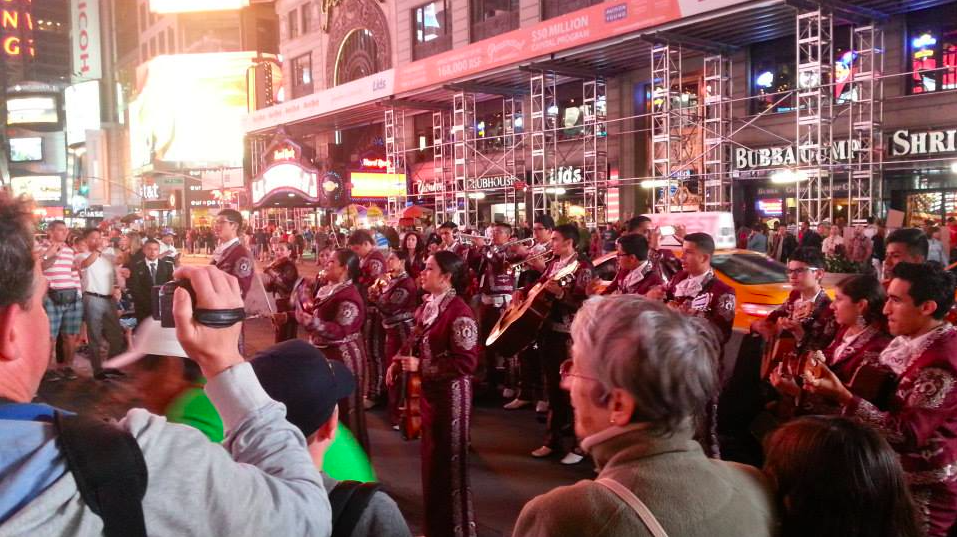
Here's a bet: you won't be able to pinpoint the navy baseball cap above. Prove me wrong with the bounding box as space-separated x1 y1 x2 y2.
250 339 356 439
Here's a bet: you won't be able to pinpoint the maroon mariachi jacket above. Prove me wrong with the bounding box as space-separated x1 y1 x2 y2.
664 270 736 343
477 245 519 297
262 257 299 312
358 249 386 292
442 241 471 261
212 240 255 298
767 289 838 355
844 325 957 498
413 290 480 386
296 280 366 349
526 253 593 333
823 324 893 383
375 273 418 329
602 261 664 296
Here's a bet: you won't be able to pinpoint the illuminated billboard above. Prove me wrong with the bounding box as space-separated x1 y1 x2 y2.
10 137 42 162
350 172 407 198
7 96 58 125
65 80 101 145
12 175 64 204
149 0 249 13
1 0 35 62
129 52 272 169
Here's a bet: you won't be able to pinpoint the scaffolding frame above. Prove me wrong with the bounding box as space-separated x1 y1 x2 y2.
848 24 884 223
703 54 733 212
384 108 407 217
650 44 683 212
432 111 451 221
530 71 557 224
502 96 525 217
795 9 834 225
453 92 479 227
582 78 607 226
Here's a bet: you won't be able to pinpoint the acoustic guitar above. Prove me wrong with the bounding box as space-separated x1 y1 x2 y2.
485 260 580 357
759 298 815 381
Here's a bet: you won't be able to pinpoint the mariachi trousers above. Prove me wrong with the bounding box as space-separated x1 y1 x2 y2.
317 336 370 456
421 376 476 537
385 319 415 426
363 307 385 402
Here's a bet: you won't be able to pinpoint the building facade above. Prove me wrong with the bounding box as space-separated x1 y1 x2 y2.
245 0 957 229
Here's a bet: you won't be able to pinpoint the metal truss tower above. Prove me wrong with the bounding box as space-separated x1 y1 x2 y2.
703 54 733 212
582 78 607 226
650 44 683 213
503 96 525 216
432 111 451 221
848 24 884 223
530 72 557 223
384 108 407 218
453 92 478 227
795 9 834 225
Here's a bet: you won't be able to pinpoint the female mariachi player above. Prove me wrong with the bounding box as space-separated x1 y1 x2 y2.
387 251 479 537
295 247 371 454
374 249 419 429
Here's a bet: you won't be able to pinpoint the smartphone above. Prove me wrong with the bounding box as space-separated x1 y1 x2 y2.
659 225 676 236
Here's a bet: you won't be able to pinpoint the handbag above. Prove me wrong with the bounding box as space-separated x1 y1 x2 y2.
596 477 669 537
48 288 80 306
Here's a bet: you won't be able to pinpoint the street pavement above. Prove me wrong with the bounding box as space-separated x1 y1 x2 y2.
35 252 594 536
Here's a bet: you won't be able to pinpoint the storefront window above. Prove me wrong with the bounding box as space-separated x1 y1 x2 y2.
291 54 313 99
750 37 797 114
907 5 957 94
414 0 447 44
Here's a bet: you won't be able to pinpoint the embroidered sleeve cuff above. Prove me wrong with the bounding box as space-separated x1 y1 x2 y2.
205 362 275 431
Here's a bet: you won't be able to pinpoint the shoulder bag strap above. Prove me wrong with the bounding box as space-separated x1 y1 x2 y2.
329 480 382 537
595 477 669 537
54 412 148 537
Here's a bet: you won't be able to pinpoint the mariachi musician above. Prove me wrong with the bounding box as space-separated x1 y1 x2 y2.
504 216 555 411
752 247 837 358
516 224 593 466
296 248 370 454
348 229 387 409
211 209 255 298
374 249 419 428
262 241 299 343
389 251 480 537
476 222 524 399
599 234 663 296
437 221 472 260
654 232 736 458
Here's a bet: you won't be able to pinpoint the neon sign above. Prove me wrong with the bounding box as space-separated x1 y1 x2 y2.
251 162 320 205
361 157 388 169
1 2 36 59
273 147 296 162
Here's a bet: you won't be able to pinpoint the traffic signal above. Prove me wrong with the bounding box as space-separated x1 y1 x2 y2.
78 181 90 196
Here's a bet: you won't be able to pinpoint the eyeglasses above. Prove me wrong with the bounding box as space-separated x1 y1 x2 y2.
615 252 635 258
559 359 599 383
785 267 819 275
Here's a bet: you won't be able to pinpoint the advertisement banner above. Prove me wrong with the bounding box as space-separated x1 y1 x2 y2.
65 80 101 145
149 0 248 13
71 0 102 81
12 175 64 205
393 0 749 93
243 69 395 132
350 172 407 198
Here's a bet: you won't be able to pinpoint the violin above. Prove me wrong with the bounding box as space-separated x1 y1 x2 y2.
397 327 423 441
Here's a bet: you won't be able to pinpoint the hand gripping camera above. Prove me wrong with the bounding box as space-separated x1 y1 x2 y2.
152 280 246 329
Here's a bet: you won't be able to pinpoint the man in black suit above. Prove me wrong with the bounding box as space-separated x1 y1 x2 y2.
127 239 175 322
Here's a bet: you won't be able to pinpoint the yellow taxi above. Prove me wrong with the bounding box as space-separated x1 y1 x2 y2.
593 248 793 331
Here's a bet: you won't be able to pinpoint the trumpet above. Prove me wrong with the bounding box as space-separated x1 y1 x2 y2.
369 274 391 298
498 237 535 250
509 250 554 271
457 233 488 244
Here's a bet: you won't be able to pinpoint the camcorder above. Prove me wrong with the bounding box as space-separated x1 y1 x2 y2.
152 280 246 329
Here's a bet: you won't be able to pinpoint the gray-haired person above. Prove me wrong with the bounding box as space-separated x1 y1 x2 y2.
514 295 777 537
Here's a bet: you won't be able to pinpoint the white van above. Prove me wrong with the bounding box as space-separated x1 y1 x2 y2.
641 212 737 250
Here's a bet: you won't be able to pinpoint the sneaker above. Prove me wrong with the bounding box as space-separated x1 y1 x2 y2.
531 446 554 458
502 388 517 399
560 452 585 465
503 398 531 410
42 370 62 383
102 368 126 378
59 367 78 381
535 401 549 413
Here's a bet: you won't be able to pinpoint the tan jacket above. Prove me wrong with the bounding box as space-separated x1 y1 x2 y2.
513 423 778 537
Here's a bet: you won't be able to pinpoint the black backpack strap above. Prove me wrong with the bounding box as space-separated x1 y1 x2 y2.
53 412 149 537
329 480 382 537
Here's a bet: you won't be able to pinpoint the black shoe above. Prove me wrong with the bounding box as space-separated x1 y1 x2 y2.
42 370 62 383
102 368 126 378
60 367 78 380
93 371 109 381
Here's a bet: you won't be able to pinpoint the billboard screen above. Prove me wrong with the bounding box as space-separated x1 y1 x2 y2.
350 172 407 198
7 96 58 125
10 137 42 162
129 52 268 169
12 175 63 203
65 80 101 145
149 0 248 13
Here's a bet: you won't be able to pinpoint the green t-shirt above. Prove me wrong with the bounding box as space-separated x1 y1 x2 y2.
165 388 376 483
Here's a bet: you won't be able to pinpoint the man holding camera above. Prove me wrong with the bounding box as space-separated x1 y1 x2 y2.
128 239 176 323
0 193 331 536
76 228 128 380
39 220 83 382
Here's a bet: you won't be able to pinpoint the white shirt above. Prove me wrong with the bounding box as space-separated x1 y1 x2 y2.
159 242 178 258
674 270 712 298
76 250 116 295
213 237 240 263
879 323 953 375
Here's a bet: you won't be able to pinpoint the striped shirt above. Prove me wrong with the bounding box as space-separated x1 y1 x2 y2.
43 243 82 290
